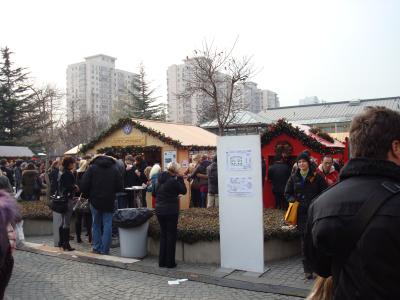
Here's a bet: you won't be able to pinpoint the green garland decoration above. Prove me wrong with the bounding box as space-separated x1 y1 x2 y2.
261 119 343 155
309 127 335 143
96 145 162 157
80 118 183 153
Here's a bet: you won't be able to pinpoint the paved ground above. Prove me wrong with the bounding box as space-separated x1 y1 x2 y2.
6 251 303 300
26 235 313 292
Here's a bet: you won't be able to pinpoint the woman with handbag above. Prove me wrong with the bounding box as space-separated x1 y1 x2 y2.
284 152 327 279
59 157 79 251
75 159 92 244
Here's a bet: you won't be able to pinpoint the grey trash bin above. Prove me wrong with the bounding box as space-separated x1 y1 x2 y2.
119 222 149 258
113 208 154 258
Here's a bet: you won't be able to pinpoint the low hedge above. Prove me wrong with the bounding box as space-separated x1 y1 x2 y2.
20 199 300 244
148 208 300 244
18 195 52 220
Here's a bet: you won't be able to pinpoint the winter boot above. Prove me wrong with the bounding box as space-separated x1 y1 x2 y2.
76 225 82 243
62 228 75 251
58 226 63 248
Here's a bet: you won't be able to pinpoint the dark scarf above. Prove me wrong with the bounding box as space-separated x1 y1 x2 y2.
340 158 400 182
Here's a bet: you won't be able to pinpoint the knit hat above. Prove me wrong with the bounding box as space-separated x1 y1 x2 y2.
297 152 311 164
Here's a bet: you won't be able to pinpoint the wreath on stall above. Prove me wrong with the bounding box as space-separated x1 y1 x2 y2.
275 141 293 156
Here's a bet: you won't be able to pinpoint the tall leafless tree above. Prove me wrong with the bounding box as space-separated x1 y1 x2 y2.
58 113 108 150
181 41 255 135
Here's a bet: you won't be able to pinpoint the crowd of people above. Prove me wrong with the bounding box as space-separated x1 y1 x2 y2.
2 106 400 299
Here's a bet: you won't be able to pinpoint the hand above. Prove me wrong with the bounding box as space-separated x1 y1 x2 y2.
7 223 16 253
135 169 141 176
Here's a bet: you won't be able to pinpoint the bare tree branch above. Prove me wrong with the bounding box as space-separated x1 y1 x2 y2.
179 40 255 135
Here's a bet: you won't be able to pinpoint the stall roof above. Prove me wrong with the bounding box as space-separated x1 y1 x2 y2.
292 123 345 148
200 111 272 128
64 144 83 155
0 146 35 157
132 119 217 147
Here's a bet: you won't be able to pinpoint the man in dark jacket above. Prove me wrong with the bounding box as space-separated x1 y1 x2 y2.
268 154 291 210
80 155 123 254
305 107 400 299
206 155 218 207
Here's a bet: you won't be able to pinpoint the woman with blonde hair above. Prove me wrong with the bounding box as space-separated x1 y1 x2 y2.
154 162 187 268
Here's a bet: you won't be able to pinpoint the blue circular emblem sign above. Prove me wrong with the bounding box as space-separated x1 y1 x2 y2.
122 123 133 135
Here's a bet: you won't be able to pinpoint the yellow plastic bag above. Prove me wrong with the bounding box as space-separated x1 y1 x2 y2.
284 201 299 225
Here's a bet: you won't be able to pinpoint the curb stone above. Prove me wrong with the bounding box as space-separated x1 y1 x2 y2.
19 242 308 298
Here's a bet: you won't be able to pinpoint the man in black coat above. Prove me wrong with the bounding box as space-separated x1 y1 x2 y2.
80 155 123 254
305 107 400 299
268 154 291 210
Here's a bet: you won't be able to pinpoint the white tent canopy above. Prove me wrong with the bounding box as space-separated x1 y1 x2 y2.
64 144 83 155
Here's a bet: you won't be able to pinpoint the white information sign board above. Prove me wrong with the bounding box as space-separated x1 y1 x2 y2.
217 135 264 273
163 150 177 171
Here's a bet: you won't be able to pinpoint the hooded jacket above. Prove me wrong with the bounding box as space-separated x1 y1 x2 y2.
154 171 187 215
305 158 400 299
79 155 123 212
21 170 42 199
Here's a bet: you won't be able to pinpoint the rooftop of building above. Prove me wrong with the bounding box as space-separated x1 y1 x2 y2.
84 54 117 61
259 96 400 124
200 110 271 128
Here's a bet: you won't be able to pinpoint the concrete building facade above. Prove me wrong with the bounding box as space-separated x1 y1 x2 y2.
66 54 136 123
167 59 279 125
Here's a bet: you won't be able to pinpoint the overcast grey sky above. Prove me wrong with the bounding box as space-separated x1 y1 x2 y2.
1 0 399 106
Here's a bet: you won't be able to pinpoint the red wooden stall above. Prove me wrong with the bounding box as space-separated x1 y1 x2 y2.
260 120 348 208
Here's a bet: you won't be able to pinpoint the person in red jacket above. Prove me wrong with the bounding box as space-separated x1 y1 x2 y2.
316 155 339 186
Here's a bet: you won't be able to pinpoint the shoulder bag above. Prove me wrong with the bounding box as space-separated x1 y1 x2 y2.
73 194 90 213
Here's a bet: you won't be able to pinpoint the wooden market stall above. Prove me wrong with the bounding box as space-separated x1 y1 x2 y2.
260 119 348 208
80 118 217 209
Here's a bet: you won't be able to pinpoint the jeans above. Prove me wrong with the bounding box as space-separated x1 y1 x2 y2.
157 214 178 267
90 204 113 254
190 188 200 208
199 192 208 208
116 192 128 209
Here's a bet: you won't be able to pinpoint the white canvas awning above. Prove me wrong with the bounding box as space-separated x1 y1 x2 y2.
64 144 83 155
